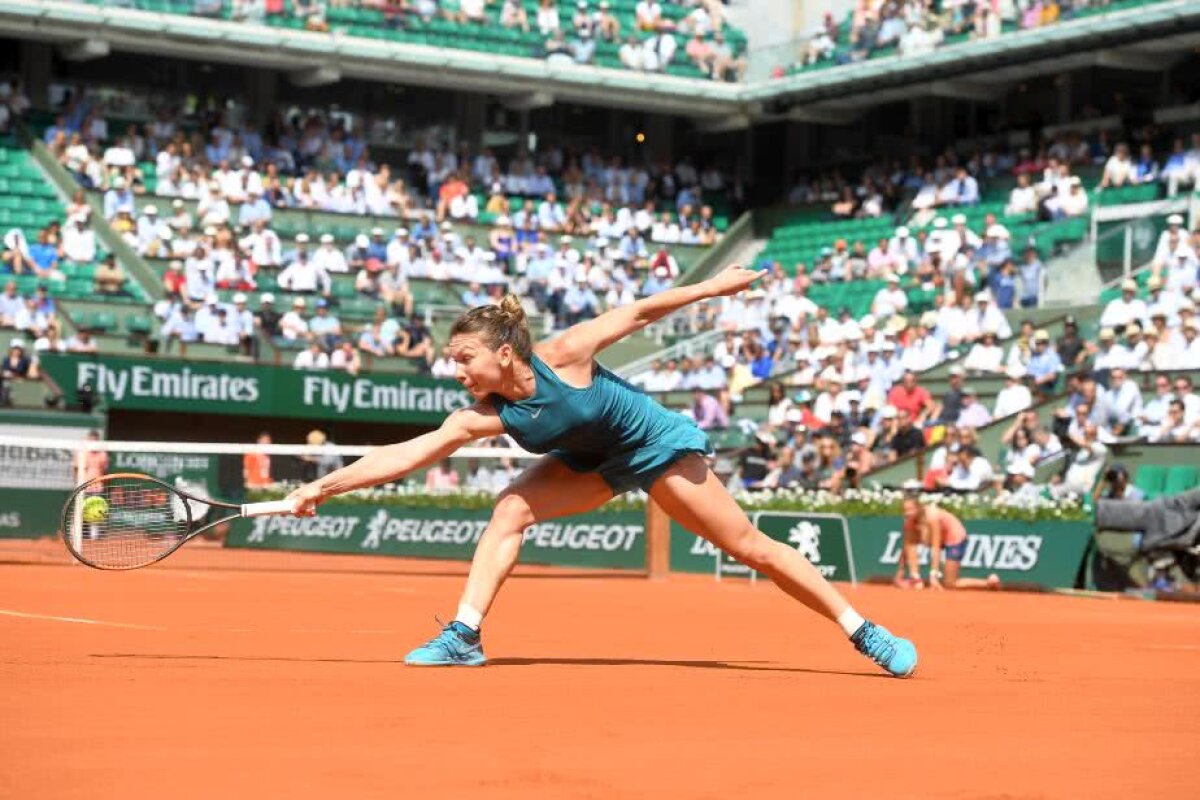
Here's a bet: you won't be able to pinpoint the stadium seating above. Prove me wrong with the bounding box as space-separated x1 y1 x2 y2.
758 175 1090 273
788 0 1172 77
0 138 149 305
84 0 749 81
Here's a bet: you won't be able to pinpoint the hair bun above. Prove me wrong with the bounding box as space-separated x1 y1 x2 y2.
498 294 526 324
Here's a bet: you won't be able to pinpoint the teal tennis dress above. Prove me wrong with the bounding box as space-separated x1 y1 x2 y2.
491 354 713 494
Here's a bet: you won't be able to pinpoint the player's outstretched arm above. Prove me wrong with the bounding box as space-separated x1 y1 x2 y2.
550 264 766 363
286 403 505 515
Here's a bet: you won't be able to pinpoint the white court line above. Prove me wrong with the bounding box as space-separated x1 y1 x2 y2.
1145 644 1200 651
0 608 163 631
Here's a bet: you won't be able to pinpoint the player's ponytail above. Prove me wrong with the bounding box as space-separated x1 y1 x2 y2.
450 293 532 361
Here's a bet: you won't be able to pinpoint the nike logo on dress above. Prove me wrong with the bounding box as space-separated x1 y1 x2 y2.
530 408 543 419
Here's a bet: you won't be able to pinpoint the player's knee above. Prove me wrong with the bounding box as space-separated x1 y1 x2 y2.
491 492 535 533
727 527 777 573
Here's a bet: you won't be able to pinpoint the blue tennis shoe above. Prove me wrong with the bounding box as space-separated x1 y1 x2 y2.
851 621 917 678
404 621 487 666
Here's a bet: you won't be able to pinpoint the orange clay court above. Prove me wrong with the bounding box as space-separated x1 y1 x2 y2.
2 540 1198 800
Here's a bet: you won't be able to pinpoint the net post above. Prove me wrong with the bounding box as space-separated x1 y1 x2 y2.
645 497 670 580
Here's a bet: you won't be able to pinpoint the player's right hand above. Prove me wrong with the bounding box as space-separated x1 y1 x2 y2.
286 483 325 517
704 265 768 297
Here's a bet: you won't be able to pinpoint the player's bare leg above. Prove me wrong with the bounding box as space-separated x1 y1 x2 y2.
648 454 917 677
404 457 612 666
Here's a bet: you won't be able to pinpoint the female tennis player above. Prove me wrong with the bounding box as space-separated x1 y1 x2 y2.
898 495 1000 590
286 266 918 677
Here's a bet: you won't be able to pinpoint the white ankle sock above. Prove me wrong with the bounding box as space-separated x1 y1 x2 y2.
455 603 484 631
836 607 866 638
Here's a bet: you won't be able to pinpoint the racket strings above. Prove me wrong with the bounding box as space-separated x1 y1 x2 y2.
65 477 191 569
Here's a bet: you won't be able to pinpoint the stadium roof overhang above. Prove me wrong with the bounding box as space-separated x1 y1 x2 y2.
2 0 1199 126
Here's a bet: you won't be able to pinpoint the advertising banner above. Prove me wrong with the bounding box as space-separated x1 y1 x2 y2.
39 354 471 425
671 514 1091 589
225 504 646 570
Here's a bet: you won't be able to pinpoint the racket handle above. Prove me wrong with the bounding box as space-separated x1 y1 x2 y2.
241 499 297 517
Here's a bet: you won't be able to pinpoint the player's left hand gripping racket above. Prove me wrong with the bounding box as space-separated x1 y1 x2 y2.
60 472 297 570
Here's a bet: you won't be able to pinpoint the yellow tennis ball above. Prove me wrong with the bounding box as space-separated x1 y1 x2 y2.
81 496 109 524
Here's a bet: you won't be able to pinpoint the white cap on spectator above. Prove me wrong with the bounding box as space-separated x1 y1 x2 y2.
441 221 454 231
1069 176 1082 186
1147 276 1163 289
144 205 158 215
1180 298 1196 312
920 311 938 328
951 213 966 225
895 226 910 238
1121 279 1138 292
974 291 991 303
948 365 965 377
172 198 184 209
851 431 868 446
880 405 897 419
10 338 25 349
1033 329 1051 342
296 233 310 243
881 341 896 351
1007 461 1035 478
168 260 183 270
720 354 736 369
820 367 842 383
371 227 384 236
654 266 668 277
232 293 247 304
560 235 574 244
1098 328 1115 340
260 292 275 303
884 272 899 283
355 234 369 248
292 297 306 308
986 224 1009 238
933 217 947 229
1167 214 1184 226
203 226 217 237
1007 364 1026 379
205 293 219 305
395 227 409 237
241 155 254 167
859 314 876 329
320 233 334 244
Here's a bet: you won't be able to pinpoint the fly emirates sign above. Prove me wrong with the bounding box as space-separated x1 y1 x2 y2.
57 356 470 424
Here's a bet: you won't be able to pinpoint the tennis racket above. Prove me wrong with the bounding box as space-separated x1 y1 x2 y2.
60 472 297 570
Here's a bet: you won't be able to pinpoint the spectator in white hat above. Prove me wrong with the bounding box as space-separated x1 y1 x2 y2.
969 291 1011 340
278 244 331 297
312 233 349 274
870 273 907 319
994 365 1032 419
1152 214 1197 270
279 297 310 341
61 211 96 264
230 293 256 355
887 225 920 267
963 328 1004 375
1100 278 1147 330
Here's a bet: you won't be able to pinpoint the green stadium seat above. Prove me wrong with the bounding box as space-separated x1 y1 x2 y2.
1162 466 1199 497
1134 465 1167 499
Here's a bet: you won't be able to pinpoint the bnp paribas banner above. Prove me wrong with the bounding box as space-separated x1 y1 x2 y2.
39 354 472 425
226 504 646 571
